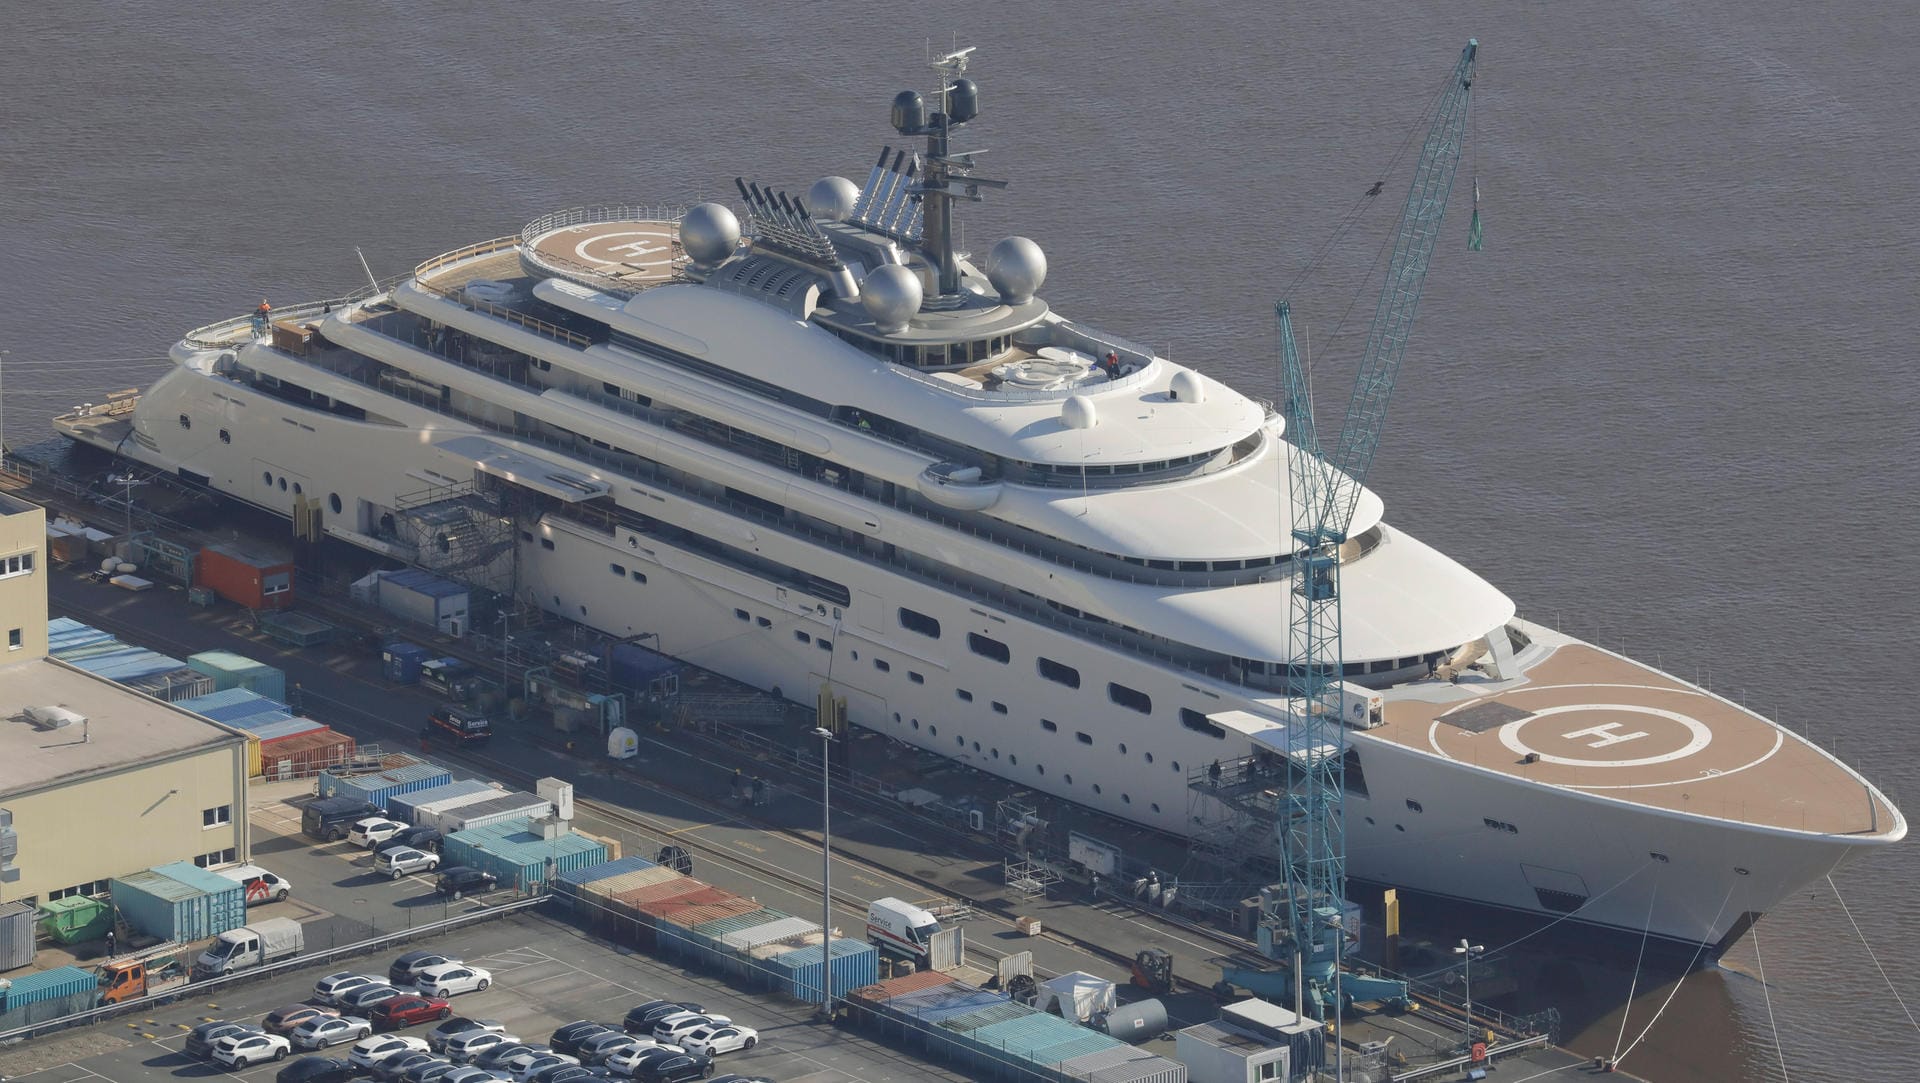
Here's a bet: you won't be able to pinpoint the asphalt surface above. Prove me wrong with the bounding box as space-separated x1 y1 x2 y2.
5 911 964 1083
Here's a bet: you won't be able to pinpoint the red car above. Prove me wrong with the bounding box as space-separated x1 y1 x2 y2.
370 995 451 1031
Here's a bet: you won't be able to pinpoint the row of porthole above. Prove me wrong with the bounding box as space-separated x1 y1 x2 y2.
887 709 1165 814
252 469 347 518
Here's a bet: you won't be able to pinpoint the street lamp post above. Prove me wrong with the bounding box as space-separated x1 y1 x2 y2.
812 725 835 1019
1453 938 1485 1046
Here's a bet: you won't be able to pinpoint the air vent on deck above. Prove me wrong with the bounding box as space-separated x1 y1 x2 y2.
25 705 85 731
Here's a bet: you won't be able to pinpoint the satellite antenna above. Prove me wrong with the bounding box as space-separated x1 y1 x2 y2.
881 46 1003 297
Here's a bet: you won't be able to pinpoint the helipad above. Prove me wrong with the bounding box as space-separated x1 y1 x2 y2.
1363 642 1896 835
522 214 686 294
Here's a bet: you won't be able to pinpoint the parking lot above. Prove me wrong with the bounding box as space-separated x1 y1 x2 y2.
6 909 965 1083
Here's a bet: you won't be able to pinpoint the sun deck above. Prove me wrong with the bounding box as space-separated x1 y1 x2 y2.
1367 635 1898 836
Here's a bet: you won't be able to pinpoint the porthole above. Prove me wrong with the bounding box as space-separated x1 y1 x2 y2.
1150 802 1160 813
892 712 901 723
1171 761 1181 772
1035 764 1044 776
328 493 342 514
972 741 981 752
1395 824 1406 832
277 476 287 491
179 414 191 429
991 748 999 759
1365 816 1376 826
1118 743 1128 754
262 471 272 485
1145 752 1154 764
1091 783 1101 795
292 482 302 495
1121 794 1131 804
850 649 859 661
219 429 232 444
910 719 919 730
955 736 964 748
1063 773 1073 785
1009 754 1018 765
629 537 638 547
928 725 937 737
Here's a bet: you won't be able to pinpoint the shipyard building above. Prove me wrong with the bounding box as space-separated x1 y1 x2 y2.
0 491 250 907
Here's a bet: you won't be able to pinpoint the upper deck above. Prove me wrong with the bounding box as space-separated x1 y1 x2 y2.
1364 626 1901 837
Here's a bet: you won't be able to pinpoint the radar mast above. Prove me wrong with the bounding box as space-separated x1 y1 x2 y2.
888 48 1006 300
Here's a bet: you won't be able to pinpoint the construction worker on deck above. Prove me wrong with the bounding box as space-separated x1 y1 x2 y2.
251 299 272 337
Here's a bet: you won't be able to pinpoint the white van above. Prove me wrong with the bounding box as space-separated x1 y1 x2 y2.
217 864 293 904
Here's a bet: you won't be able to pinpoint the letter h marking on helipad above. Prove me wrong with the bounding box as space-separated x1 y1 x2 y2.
1562 722 1649 749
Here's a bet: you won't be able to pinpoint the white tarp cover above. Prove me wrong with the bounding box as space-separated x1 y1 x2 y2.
1039 970 1117 1022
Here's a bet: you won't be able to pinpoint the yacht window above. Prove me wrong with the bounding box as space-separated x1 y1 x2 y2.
540 538 555 550
969 633 1011 664
329 493 342 514
610 563 625 576
1406 800 1424 813
631 570 648 584
1037 657 1081 688
179 414 191 429
1076 732 1093 745
1041 719 1058 733
1179 708 1226 738
992 702 1008 714
818 638 832 652
899 608 941 638
219 429 232 444
734 609 750 621
1108 683 1151 714
756 616 771 628
908 671 925 685
795 631 811 644
874 658 891 673
956 689 973 702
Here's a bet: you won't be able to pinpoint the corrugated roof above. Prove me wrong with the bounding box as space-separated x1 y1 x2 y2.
381 569 468 597
850 970 955 1003
446 817 608 861
151 861 243 895
2 965 97 1000
717 914 819 950
557 855 658 888
187 651 278 675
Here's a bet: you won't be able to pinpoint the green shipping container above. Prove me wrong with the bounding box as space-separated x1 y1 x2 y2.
38 896 112 945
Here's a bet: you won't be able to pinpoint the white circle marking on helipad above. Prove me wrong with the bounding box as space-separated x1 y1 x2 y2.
1497 703 1712 768
571 229 676 267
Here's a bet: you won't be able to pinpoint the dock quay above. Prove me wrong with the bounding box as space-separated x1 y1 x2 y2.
1 449 1649 1081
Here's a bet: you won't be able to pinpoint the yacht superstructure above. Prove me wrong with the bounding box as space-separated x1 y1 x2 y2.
55 52 1901 953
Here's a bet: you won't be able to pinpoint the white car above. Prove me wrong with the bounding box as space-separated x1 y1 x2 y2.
348 817 411 848
603 1040 683 1076
211 1031 292 1068
291 1014 374 1049
350 1034 431 1070
314 971 381 1005
378 846 442 878
445 1029 518 1064
651 1012 731 1043
679 1023 758 1057
415 961 493 997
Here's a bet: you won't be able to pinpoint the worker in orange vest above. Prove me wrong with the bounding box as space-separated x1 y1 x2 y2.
251 298 272 337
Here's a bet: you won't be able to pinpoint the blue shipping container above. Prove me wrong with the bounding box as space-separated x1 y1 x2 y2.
0 965 97 1007
768 938 879 1003
323 762 453 809
442 817 609 890
383 642 430 684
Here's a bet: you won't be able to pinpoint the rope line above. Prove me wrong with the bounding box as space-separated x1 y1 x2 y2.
1827 872 1920 1034
1616 881 1736 1063
1749 901 1788 1082
1406 859 1653 985
1611 880 1660 1058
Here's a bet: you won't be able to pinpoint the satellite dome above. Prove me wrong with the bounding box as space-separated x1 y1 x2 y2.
861 264 923 334
1168 370 1205 403
986 236 1047 304
806 176 860 222
680 203 741 268
1062 394 1098 430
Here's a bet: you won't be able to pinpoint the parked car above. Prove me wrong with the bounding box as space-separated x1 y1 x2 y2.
651 1012 730 1044
447 1028 520 1064
341 983 408 1012
603 1041 685 1077
373 994 454 1030
550 1021 616 1054
187 1021 265 1059
680 1024 757 1057
622 1002 701 1034
435 866 498 898
399 826 444 853
350 1034 432 1070
574 1029 640 1065
377 1051 445 1082
212 1031 293 1068
443 1067 511 1083
277 1055 356 1083
379 846 443 878
708 1076 776 1083
428 1017 507 1052
217 863 295 904
529 1065 601 1083
266 1004 340 1035
509 1052 580 1082
291 1015 374 1050
402 1058 464 1083
629 1050 713 1083
415 962 493 998
314 971 381 1005
392 951 463 986
349 817 412 848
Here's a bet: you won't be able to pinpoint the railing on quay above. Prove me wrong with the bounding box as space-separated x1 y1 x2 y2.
0 895 548 1046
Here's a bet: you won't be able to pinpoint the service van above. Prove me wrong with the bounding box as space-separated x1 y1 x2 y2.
866 897 943 963
216 863 293 904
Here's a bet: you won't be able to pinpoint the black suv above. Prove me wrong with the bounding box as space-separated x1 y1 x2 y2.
434 866 497 898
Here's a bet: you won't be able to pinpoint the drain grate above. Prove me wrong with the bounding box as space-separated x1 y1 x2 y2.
1445 700 1533 734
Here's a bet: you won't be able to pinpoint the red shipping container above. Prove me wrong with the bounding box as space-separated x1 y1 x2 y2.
649 899 761 927
260 728 354 778
195 543 295 610
613 879 707 914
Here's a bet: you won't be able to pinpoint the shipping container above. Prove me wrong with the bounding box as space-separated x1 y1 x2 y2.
120 666 219 703
441 817 608 891
187 651 288 701
0 965 98 1025
69 647 191 683
940 1002 1036 1034
423 792 549 835
766 937 879 1003
382 642 430 684
849 969 956 1005
319 762 453 810
37 896 112 945
194 543 294 610
964 1014 1125 1074
376 569 470 636
259 727 355 780
556 855 657 890
177 688 275 719
110 863 245 942
0 901 35 971
244 717 322 743
386 779 498 825
891 987 1015 1026
1055 1046 1187 1083
716 915 819 952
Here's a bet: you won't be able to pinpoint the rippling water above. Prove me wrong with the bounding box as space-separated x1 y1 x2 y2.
3 4 1915 1079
